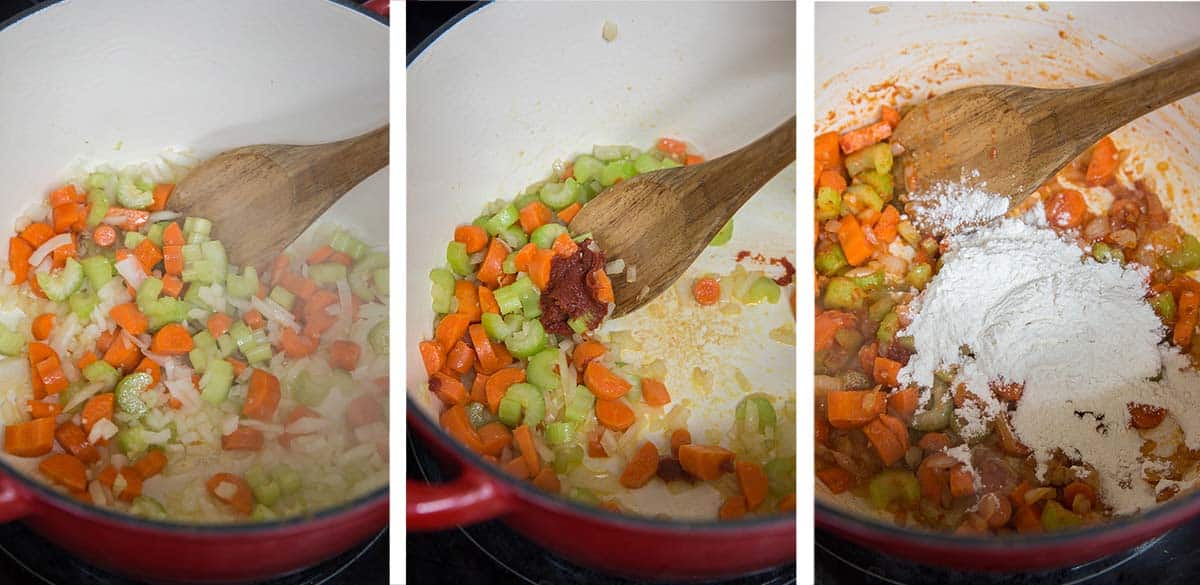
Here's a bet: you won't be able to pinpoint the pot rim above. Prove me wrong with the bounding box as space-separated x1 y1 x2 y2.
0 0 390 535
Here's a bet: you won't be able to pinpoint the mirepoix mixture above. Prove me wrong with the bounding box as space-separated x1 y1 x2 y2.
421 138 797 520
815 103 1200 535
0 159 388 522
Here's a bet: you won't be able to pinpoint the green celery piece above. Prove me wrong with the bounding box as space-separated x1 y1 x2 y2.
251 504 277 521
815 244 848 276
83 360 120 387
329 229 366 260
505 319 546 358
80 256 115 291
877 311 901 343
658 157 683 169
554 445 584 474
911 380 953 431
763 457 796 496
446 242 471 276
502 253 518 274
183 217 212 244
199 359 235 404
269 286 296 311
845 143 892 176
540 178 580 211
835 327 864 353
735 394 777 433
130 495 167 520
497 383 546 427
906 263 932 289
531 223 568 250
563 385 595 424
116 183 153 209
1152 292 1177 324
291 370 329 407
1165 234 1200 272
200 241 227 284
513 192 540 211
844 183 883 214
851 271 885 292
243 343 272 364
136 277 163 312
856 170 894 200
745 277 781 304
868 470 920 510
309 263 347 285
709 219 734 247
1041 500 1084 531
189 348 208 373
251 480 281 507
633 153 661 174
115 427 147 456
599 160 636 187
429 269 456 313
481 312 522 341
85 190 112 227
115 372 153 417
244 465 269 488
145 298 190 330
271 464 302 495
573 155 605 183
227 266 260 299
816 187 842 221
493 277 533 314
867 296 897 322
146 222 168 247
192 330 217 352
568 486 599 505
124 231 146 250
545 422 575 445
36 258 84 301
369 320 389 355
498 225 528 250
69 290 98 321
0 323 22 357
484 203 520 236
526 348 561 390
567 314 590 334
216 333 238 358
349 252 387 302
373 268 388 297
823 277 864 310
520 291 542 319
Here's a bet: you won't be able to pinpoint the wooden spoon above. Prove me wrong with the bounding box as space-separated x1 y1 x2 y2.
168 125 388 268
569 116 795 318
891 47 1200 209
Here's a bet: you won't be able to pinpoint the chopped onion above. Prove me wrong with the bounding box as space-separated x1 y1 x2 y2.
213 481 238 500
605 259 625 274
626 265 637 283
287 417 330 435
251 296 299 331
63 381 105 413
102 216 128 226
29 233 73 267
469 251 485 264
88 418 119 444
115 256 147 289
147 211 180 222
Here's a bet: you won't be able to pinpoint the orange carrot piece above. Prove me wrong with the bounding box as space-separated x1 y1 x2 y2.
888 386 920 421
346 395 385 428
875 205 901 244
1046 189 1088 229
619 441 660 488
658 137 689 157
446 340 475 374
207 312 234 338
329 340 361 371
475 238 508 288
557 202 582 224
35 355 68 395
1086 136 1119 187
102 332 140 372
484 367 526 414
206 473 254 515
815 311 857 352
19 222 55 248
837 215 872 266
513 243 538 273
109 303 148 336
839 121 892 154
91 224 117 247
826 390 887 429
134 357 162 387
148 183 174 212
532 466 561 493
1174 290 1198 348
478 285 500 315
419 340 446 375
572 340 606 372
470 372 490 403
640 378 671 406
595 398 635 432
817 467 852 494
454 224 489 254
881 105 901 129
52 203 85 234
685 154 704 166
104 207 150 231
454 279 482 322
692 277 721 305
552 232 578 257
678 444 735 481
873 356 902 387
38 453 87 492
81 393 114 435
815 131 842 174
863 415 907 466
430 372 468 406
243 369 281 422
735 461 769 511
469 323 511 374
222 426 265 451
27 400 60 419
917 432 952 453
583 361 632 400
3 417 56 457
54 422 99 464
948 465 976 497
439 403 485 453
31 313 54 341
477 421 512 457
132 238 162 272
518 201 554 234
589 268 614 303
528 249 555 290
512 424 541 477
670 428 691 458
8 237 32 285
150 323 194 355
161 222 185 247
818 169 847 192
435 313 471 355
131 449 167 478
243 310 266 330
162 244 183 276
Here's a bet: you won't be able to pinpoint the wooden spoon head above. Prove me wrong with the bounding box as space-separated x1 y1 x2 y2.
569 166 725 319
169 146 308 269
891 85 1041 207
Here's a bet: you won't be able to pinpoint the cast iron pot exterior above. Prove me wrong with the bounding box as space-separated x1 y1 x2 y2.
0 1 390 582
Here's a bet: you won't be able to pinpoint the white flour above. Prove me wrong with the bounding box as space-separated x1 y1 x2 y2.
897 191 1200 515
906 179 1009 235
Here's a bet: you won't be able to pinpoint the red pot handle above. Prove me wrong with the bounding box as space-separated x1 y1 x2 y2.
362 0 389 17
407 465 512 530
0 475 33 523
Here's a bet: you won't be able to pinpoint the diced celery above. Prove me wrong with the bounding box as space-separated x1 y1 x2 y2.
145 298 190 330
568 486 599 504
269 286 296 311
844 183 883 214
369 320 389 355
497 383 545 427
291 371 329 407
493 277 533 315
115 372 153 417
745 277 781 305
271 464 302 495
531 223 568 250
201 240 228 284
571 231 593 243
115 427 147 456
545 422 575 446
146 222 168 247
513 192 540 211
599 160 636 187
845 143 892 176
243 344 272 364
349 252 387 302
1152 292 1177 324
227 266 259 299
735 394 777 433
429 268 456 313
526 348 561 390
540 178 580 211
216 333 238 358
192 330 217 352
481 312 522 341
86 190 111 227
633 153 661 174
554 445 584 474
877 311 901 343
188 348 208 373
36 258 84 301
373 268 388 297
1041 500 1084 531
856 170 893 201
835 327 864 353
83 360 120 387
572 155 605 183
823 277 864 310
309 263 347 285
1165 234 1200 272
659 157 683 169
183 217 212 244
851 271 884 292
329 229 367 260
868 470 920 510
68 290 98 321
505 317 546 358
199 359 234 403
484 203 520 236
136 277 163 312
567 314 590 334
906 263 932 289
502 253 518 274
181 259 217 284
446 241 471 276
251 504 277 521
117 183 153 209
520 291 542 319
867 296 896 322
80 256 114 291
495 225 525 251
564 385 595 424
130 495 167 520
815 244 848 276
816 187 842 221
0 324 21 357
124 231 146 250
245 465 269 488
764 457 796 496
710 219 734 247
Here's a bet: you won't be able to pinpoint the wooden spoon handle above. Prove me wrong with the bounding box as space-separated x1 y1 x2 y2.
1042 47 1200 147
684 116 797 216
281 125 390 203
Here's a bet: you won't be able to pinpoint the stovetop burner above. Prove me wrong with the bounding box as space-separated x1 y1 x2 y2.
407 429 796 585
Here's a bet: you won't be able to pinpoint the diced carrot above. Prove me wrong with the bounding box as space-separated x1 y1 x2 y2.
27 400 60 419
1086 136 1119 187
779 493 797 512
445 340 475 375
917 432 951 453
91 224 117 247
162 245 183 276
518 202 554 234
815 131 842 174
552 232 579 258
670 428 691 458
206 473 253 515
818 169 847 192
109 303 148 336
839 121 892 154
837 215 872 266
103 333 141 372
132 239 162 272
478 285 500 315
875 205 901 244
38 453 87 492
888 386 920 421
148 183 174 212
419 340 446 375
3 417 56 457
484 367 526 414
54 422 99 464
1015 504 1042 534
589 268 614 303
150 323 193 355
685 154 704 166
1128 403 1167 429
430 372 468 406
572 340 606 373
587 427 608 458
477 421 512 457
863 414 908 466
528 249 555 290
678 444 735 481
619 441 660 489
346 394 385 428
557 202 582 224
226 358 248 377
160 221 185 247
1062 480 1096 508
222 426 265 451
881 105 901 129
532 465 562 493
470 372 490 403
583 361 632 399
826 390 887 429
104 207 150 231
817 467 852 494
279 327 317 358
439 403 485 453
469 323 511 374
475 238 508 288
35 356 68 395
242 369 281 422
692 277 721 305
657 137 688 157
329 340 361 371
76 351 98 371
454 279 481 322
1174 289 1198 348
873 356 902 387
19 222 55 248
31 313 54 341
595 398 635 431
640 378 671 406
243 310 266 330
81 393 114 436
513 243 538 273
815 311 857 352
278 272 318 300
512 424 541 477
49 234 77 269
454 224 489 253
435 313 471 355
9 237 33 285
134 357 162 387
1046 189 1087 229
52 203 85 234
306 245 334 265
735 461 769 510
131 449 167 478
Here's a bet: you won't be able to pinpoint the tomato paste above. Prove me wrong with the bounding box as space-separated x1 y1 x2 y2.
539 239 609 335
